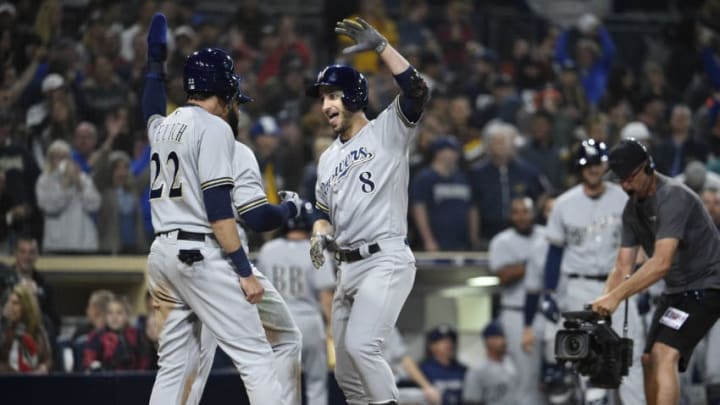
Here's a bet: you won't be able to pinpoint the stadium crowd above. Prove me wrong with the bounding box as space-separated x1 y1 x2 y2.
2 0 720 403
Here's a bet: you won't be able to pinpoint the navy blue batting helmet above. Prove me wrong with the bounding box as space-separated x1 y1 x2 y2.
184 48 253 104
575 138 608 171
306 64 368 112
283 200 315 234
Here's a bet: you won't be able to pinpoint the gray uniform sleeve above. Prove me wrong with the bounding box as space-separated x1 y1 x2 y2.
488 234 518 271
525 238 547 291
198 118 235 190
376 96 419 153
314 153 330 215
545 199 565 246
232 142 269 215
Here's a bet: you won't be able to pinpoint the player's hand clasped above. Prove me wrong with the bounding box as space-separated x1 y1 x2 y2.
310 233 335 269
278 190 302 218
239 274 264 304
335 17 388 54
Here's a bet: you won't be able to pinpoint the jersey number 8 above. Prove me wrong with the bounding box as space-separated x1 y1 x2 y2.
150 151 183 200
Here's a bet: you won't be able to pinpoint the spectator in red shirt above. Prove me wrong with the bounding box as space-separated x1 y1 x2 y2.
82 296 150 371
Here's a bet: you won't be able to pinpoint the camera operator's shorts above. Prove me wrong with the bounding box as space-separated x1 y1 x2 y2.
644 289 720 371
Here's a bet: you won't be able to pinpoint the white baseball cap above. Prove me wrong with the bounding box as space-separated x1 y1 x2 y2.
620 121 651 141
41 73 65 93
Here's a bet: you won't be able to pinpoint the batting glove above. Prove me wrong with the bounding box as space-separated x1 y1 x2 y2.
310 233 335 269
540 294 561 323
147 13 168 63
335 17 387 54
278 190 302 218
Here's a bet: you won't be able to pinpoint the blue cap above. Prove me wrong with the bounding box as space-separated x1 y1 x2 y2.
482 320 504 338
427 324 457 343
250 115 280 138
430 136 460 156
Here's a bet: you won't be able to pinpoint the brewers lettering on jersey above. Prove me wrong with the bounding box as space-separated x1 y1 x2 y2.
308 17 429 405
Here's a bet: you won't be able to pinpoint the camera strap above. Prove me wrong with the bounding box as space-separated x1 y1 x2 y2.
623 275 631 338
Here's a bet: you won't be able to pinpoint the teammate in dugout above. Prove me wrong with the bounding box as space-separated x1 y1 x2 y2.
307 17 429 405
525 139 646 404
142 14 302 405
590 138 720 405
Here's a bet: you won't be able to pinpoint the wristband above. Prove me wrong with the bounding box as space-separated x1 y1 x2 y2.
281 201 298 218
228 247 252 277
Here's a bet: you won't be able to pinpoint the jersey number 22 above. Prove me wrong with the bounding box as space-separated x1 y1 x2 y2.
150 151 183 199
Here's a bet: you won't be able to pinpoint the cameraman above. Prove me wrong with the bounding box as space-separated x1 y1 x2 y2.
591 138 720 405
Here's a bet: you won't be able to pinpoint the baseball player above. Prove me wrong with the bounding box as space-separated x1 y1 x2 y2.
256 203 336 405
463 321 521 405
528 139 646 404
184 139 307 405
142 14 291 405
487 196 545 404
307 17 429 405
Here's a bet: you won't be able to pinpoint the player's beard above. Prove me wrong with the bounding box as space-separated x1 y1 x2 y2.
227 107 239 138
334 109 353 139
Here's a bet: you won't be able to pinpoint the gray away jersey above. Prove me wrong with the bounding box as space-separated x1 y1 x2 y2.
546 182 627 275
231 141 268 217
314 97 418 248
257 238 336 318
147 107 235 233
489 225 545 307
463 357 520 405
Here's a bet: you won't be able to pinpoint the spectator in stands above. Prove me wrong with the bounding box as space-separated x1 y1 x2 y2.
470 122 549 240
0 235 59 336
0 284 52 374
70 121 101 174
519 110 567 190
410 136 479 251
0 111 41 246
79 54 131 126
340 0 399 74
433 0 476 73
36 139 100 253
82 295 150 371
397 0 438 53
26 73 73 163
96 151 143 254
474 74 522 129
251 115 286 204
257 15 311 86
420 324 467 405
639 61 680 108
447 94 483 163
261 52 310 119
654 104 708 176
72 290 114 345
463 321 520 405
553 61 589 136
554 13 615 106
601 64 641 112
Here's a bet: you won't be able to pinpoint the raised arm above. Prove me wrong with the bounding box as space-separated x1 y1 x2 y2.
142 13 169 124
335 17 429 123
